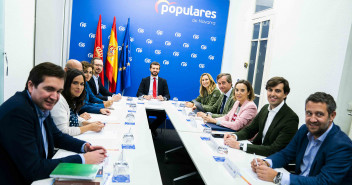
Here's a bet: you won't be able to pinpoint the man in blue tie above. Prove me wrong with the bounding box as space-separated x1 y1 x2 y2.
252 92 352 185
0 62 107 185
197 73 235 118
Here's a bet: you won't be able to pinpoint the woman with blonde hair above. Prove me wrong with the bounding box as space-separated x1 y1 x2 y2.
186 73 221 110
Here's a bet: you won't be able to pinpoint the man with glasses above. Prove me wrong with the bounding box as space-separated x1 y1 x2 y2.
88 57 121 101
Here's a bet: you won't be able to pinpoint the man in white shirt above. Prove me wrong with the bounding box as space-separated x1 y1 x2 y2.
224 77 299 156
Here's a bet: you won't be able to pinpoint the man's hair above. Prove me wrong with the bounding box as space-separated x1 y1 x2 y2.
25 62 65 90
234 79 255 101
90 57 102 65
216 73 232 84
62 69 86 113
265 77 290 95
81 61 93 71
150 61 160 68
305 92 336 115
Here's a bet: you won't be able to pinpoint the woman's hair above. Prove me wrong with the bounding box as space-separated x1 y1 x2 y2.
199 73 216 97
81 61 93 71
62 69 86 113
233 80 255 101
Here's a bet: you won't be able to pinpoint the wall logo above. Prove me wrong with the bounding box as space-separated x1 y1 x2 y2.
79 22 86 27
173 51 180 56
129 57 132 62
88 53 93 58
146 39 153 44
181 62 187 67
201 45 207 50
78 42 85 47
163 60 170 65
183 43 189 48
130 37 134 42
108 35 110 39
155 50 161 55
136 48 143 53
199 64 205 68
193 34 199 39
165 41 171 46
145 58 151 63
155 0 217 19
191 53 197 58
101 24 106 30
208 55 214 60
210 36 217 42
175 32 182 37
119 26 126 31
89 33 95 38
156 30 163 35
138 28 145 33
118 46 122 51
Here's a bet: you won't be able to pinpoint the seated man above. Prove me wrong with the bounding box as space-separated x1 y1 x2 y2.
137 61 170 138
88 57 121 101
0 62 107 185
252 92 352 185
197 73 235 118
224 77 299 156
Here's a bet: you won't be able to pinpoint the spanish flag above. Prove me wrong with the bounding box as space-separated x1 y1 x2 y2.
106 16 118 93
93 15 105 86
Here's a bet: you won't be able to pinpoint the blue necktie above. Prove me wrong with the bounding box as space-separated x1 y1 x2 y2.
220 95 227 114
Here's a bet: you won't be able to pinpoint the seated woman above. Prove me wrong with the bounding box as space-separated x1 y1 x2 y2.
51 69 105 136
185 73 221 111
202 80 257 131
80 61 112 115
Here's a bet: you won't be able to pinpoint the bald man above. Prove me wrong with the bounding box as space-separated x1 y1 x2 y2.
64 59 83 72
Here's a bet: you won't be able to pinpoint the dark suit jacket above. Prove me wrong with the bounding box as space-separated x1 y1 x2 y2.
203 88 236 118
268 124 352 185
0 91 86 185
136 76 170 100
88 76 113 101
236 103 299 156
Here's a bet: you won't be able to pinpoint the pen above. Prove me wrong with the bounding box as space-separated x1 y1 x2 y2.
239 173 251 185
254 153 259 166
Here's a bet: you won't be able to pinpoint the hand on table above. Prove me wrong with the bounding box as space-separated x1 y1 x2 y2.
83 149 107 164
111 93 122 102
255 165 278 182
79 112 91 120
224 135 240 149
103 100 113 108
202 115 216 123
89 121 105 132
100 108 111 115
185 102 194 108
197 112 206 117
156 95 164 101
144 95 153 100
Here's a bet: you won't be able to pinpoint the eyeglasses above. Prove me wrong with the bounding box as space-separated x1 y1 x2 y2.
94 64 103 67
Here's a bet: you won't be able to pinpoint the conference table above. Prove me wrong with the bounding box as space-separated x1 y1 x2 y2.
32 97 286 185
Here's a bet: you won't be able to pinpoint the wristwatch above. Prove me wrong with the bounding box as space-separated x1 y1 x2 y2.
239 143 244 150
273 172 282 184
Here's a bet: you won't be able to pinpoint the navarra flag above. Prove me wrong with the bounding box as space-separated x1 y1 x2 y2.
93 15 104 86
117 18 131 93
106 17 118 93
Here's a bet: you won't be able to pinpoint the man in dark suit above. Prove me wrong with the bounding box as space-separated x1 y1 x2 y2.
88 57 121 101
0 62 107 185
137 61 170 137
252 92 352 185
224 77 299 156
197 73 235 118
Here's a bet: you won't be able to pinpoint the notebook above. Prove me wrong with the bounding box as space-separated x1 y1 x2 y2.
50 163 100 180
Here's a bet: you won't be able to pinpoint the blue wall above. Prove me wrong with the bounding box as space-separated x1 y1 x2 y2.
69 0 229 101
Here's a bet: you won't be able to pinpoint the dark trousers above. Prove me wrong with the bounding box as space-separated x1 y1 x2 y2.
146 109 166 131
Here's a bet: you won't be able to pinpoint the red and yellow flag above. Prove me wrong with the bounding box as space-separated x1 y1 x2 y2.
93 15 105 86
106 16 118 93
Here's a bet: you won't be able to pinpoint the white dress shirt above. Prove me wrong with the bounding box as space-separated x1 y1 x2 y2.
51 94 84 136
262 101 285 142
92 74 100 94
148 75 159 96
